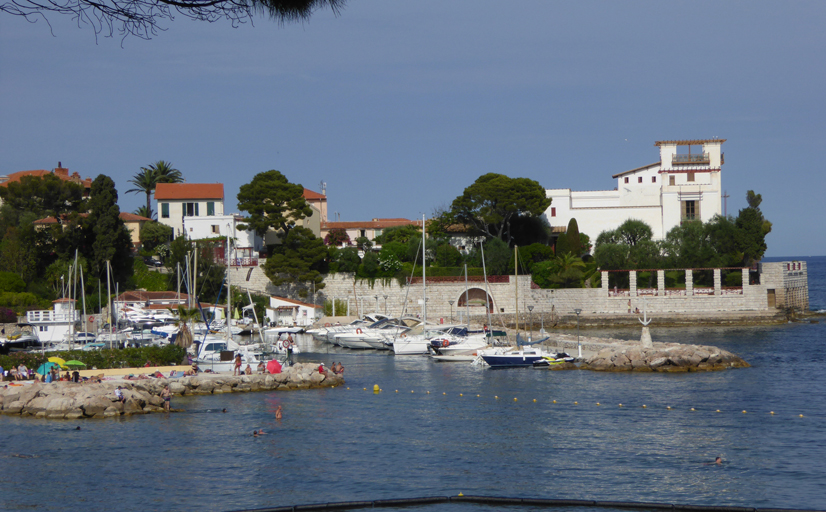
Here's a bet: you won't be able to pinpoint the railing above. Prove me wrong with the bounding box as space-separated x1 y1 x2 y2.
636 288 658 296
27 310 78 322
672 153 710 164
693 287 714 296
217 257 259 267
721 286 743 295
663 288 688 296
608 289 631 297
408 275 510 284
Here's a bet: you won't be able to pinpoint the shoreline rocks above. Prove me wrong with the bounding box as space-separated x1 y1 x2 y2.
544 342 749 372
0 362 344 420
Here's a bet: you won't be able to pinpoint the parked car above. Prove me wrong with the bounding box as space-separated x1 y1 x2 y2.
143 257 163 267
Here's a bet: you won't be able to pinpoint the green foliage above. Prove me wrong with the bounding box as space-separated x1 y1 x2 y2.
532 253 587 289
0 292 52 313
0 271 26 293
133 259 168 292
431 241 463 267
555 231 571 256
596 219 654 247
329 247 360 273
374 224 420 245
263 226 327 291
323 298 349 316
237 170 312 239
379 241 407 263
735 190 772 266
509 214 553 246
0 173 86 218
87 175 134 284
579 233 592 255
355 236 372 250
479 237 511 275
448 173 552 243
0 345 187 373
139 221 173 253
515 243 554 272
126 160 183 218
323 228 350 246
566 219 582 257
358 251 380 277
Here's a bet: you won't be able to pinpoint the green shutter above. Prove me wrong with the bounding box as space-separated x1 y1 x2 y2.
207 202 215 216
161 203 169 218
194 203 199 216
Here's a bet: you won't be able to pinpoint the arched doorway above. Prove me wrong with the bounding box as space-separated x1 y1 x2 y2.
456 288 495 313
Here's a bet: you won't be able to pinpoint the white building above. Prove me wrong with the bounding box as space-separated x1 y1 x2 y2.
183 214 264 263
156 183 225 238
265 296 322 327
545 139 725 242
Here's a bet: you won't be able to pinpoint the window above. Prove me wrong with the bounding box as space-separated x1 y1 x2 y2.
550 207 556 217
212 225 220 234
624 177 629 184
652 176 656 183
161 203 169 218
687 172 695 182
638 177 643 183
682 200 698 221
185 202 199 216
207 202 215 216
360 229 366 238
669 176 675 186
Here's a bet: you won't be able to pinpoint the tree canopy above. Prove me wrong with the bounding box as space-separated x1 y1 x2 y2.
263 226 327 296
126 161 182 220
447 173 551 244
2 0 345 40
237 170 312 240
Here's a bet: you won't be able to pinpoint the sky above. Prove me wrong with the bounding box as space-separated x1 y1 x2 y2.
1 1 825 257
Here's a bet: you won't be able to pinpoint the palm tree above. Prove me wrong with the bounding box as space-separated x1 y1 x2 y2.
126 160 183 218
134 206 155 220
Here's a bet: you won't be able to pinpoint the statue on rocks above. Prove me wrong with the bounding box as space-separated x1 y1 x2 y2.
639 297 653 348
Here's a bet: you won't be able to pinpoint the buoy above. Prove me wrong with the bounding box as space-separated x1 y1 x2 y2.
642 405 646 408
742 410 747 414
690 408 695 411
770 411 775 415
443 392 446 395
495 396 499 399
667 406 671 410
533 399 537 402
458 492 464 497
477 394 480 397
596 402 601 406
552 400 557 403
574 401 578 405
347 387 350 390
426 391 430 394
618 403 623 407
716 409 721 413
411 390 414 393
363 388 367 391
373 385 379 393
395 390 398 393
459 393 463 397
514 398 517 402
799 414 804 418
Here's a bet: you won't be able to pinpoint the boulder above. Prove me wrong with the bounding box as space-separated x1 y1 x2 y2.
169 382 186 395
3 400 25 415
123 398 144 415
46 397 76 419
103 406 120 417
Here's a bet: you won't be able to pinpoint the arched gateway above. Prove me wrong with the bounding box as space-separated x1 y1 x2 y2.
456 287 495 313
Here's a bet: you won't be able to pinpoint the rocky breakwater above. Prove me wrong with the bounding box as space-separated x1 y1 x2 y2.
0 363 344 420
579 342 750 372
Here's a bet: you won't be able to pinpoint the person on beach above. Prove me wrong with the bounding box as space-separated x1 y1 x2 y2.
233 354 242 376
275 406 283 420
257 361 265 373
115 386 125 402
161 385 171 412
244 364 252 375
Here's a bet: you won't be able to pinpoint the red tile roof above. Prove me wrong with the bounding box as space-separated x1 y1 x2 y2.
322 218 422 230
303 188 326 200
155 183 224 200
0 167 92 189
33 212 152 225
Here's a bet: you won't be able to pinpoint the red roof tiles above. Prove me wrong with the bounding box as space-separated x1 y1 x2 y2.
155 183 224 200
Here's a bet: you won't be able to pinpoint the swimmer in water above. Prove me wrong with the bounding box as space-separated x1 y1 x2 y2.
275 405 283 420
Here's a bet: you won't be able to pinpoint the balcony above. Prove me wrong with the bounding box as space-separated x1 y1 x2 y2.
672 153 710 165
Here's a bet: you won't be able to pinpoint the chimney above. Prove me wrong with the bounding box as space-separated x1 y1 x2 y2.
54 163 69 178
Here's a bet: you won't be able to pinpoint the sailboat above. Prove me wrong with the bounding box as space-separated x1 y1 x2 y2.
478 245 554 368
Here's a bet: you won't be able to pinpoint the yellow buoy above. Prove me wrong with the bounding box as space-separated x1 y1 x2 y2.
667 406 672 410
533 399 537 402
495 396 499 399
716 409 721 413
458 492 464 497
574 401 578 405
770 411 775 415
411 390 414 393
799 414 804 418
459 393 463 397
618 403 623 407
395 390 398 393
347 387 350 390
363 388 367 391
427 391 430 394
373 384 380 393
514 398 518 402
690 408 695 411
477 394 480 397
596 402 601 406
552 400 557 403
642 405 647 408
443 392 446 395
742 410 747 414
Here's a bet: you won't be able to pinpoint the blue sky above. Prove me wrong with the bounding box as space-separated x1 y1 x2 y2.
2 1 825 256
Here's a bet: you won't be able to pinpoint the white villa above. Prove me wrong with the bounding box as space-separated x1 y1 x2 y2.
156 183 225 238
545 139 725 242
265 296 322 327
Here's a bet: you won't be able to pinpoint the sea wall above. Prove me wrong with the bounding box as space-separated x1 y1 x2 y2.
0 363 344 420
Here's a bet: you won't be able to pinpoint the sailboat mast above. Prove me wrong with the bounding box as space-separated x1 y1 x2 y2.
106 261 112 349
226 229 231 341
514 245 519 335
480 240 492 330
464 263 469 329
422 214 426 326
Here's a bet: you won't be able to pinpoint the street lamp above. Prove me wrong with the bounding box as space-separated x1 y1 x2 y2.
573 308 582 358
527 305 534 342
374 295 379 313
383 295 388 315
448 300 454 323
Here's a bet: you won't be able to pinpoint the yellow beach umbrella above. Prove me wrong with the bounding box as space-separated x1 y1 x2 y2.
48 357 66 366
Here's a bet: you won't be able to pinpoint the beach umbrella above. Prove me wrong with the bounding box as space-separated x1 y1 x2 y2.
267 359 282 374
63 360 87 369
35 362 61 375
48 356 66 366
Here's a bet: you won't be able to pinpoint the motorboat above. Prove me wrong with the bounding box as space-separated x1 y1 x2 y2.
425 326 489 357
532 352 575 367
0 324 41 354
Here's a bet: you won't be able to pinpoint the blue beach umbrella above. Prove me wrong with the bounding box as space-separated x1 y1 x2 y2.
36 361 60 375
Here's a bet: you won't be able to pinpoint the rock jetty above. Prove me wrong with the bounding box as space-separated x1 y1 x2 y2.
579 342 750 372
0 362 344 420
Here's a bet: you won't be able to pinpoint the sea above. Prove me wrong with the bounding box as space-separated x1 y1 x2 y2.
1 256 824 512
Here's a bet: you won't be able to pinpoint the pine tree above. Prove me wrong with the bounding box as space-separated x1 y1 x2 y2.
566 218 582 257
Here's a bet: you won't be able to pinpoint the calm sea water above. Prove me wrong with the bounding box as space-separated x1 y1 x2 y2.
1 257 824 512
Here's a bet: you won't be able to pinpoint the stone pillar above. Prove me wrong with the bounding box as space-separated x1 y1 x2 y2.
640 326 653 348
629 271 637 297
685 269 693 296
742 267 749 288
657 270 665 296
714 268 721 296
601 271 609 293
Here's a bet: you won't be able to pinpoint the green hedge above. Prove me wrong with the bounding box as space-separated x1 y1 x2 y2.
0 345 188 373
